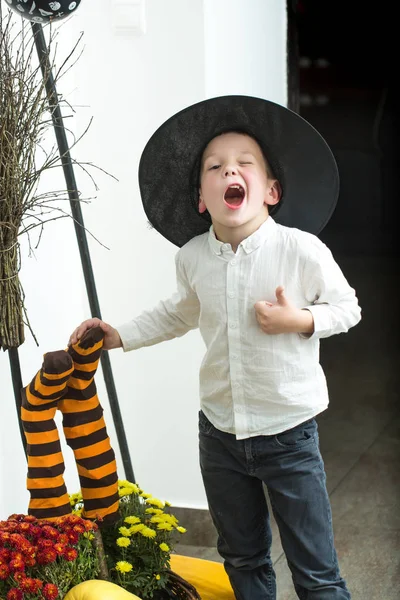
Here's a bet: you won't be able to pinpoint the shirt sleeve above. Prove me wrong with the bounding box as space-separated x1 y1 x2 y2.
115 252 200 351
300 237 362 339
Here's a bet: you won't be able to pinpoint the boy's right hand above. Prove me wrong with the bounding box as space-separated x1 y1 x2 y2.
68 318 123 350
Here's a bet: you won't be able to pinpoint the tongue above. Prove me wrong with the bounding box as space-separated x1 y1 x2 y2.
225 196 243 206
224 188 244 206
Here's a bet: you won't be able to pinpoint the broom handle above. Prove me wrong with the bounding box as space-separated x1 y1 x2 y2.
30 21 135 484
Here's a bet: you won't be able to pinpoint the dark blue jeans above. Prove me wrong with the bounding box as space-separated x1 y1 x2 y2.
198 411 351 600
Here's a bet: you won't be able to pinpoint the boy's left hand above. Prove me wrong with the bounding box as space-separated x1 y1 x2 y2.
254 286 314 335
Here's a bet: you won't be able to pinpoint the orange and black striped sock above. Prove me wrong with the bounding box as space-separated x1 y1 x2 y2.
21 351 74 520
60 327 120 524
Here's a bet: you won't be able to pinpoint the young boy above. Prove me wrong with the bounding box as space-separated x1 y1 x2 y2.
69 96 361 599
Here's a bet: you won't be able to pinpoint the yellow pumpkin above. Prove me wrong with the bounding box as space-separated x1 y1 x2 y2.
64 580 142 600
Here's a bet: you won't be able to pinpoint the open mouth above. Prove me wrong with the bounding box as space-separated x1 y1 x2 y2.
224 184 245 209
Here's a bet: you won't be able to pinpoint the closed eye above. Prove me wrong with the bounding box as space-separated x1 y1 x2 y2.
239 162 253 165
209 165 221 170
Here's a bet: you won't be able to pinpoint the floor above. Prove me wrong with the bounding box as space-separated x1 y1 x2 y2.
176 255 400 600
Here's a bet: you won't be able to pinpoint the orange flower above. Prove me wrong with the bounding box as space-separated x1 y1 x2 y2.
83 519 96 532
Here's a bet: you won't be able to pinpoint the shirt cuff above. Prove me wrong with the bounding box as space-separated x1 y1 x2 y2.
115 321 144 352
299 305 333 339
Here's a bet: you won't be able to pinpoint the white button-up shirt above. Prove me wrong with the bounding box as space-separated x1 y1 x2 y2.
117 217 361 439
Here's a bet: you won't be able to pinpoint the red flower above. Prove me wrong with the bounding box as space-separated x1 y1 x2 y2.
0 563 10 580
9 557 25 572
43 582 59 600
57 534 69 545
6 589 23 600
37 539 54 549
36 549 57 565
29 525 41 539
67 531 79 545
0 548 11 562
53 543 66 556
32 578 44 592
63 547 78 562
20 576 40 593
18 522 31 532
10 552 24 562
13 571 26 584
23 515 37 523
24 555 36 567
41 526 59 540
72 524 85 534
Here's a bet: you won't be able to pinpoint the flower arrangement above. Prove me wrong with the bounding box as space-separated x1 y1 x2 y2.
0 513 99 600
70 480 188 599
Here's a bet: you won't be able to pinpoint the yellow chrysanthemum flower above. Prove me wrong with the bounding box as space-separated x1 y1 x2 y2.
176 526 187 534
140 527 157 538
119 526 132 537
124 516 141 525
150 516 163 524
83 532 95 540
145 508 164 515
159 543 170 552
116 561 133 573
160 514 178 526
72 508 83 517
164 501 172 507
118 480 140 494
129 524 145 534
119 487 134 497
157 522 173 532
116 537 131 548
154 574 161 580
145 497 165 509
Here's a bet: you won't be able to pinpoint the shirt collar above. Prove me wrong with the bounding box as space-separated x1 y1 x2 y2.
208 217 277 256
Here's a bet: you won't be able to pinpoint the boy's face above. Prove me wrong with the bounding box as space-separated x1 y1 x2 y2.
199 132 280 234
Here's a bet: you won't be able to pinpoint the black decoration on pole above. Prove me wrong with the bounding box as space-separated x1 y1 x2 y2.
8 347 27 456
30 22 135 483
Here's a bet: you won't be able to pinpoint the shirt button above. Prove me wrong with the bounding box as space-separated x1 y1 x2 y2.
231 354 239 360
229 322 237 328
230 259 237 266
228 292 235 299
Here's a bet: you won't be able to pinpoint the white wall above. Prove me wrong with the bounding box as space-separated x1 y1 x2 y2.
0 0 287 517
204 0 287 103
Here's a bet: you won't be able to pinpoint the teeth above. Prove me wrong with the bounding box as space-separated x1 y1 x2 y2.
229 184 242 190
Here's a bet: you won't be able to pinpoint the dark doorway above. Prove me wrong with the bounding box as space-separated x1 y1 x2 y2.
287 0 398 257
280 3 400 598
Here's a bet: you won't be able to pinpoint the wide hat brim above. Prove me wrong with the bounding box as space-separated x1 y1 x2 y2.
138 95 339 248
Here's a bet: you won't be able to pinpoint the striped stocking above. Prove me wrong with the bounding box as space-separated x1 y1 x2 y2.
21 351 74 520
21 327 120 524
61 327 120 524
